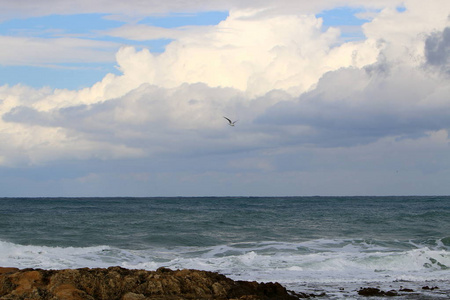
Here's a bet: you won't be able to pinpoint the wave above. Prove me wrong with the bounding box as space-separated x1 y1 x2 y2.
1 238 449 280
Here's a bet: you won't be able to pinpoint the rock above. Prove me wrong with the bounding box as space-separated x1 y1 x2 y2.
357 287 398 297
358 287 384 296
422 286 439 290
122 292 146 300
0 267 303 300
385 290 398 296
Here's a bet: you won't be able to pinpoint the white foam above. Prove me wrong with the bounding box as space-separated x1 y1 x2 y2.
1 239 449 294
0 240 116 269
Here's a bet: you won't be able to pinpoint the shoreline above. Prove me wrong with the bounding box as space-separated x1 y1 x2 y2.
1 267 447 300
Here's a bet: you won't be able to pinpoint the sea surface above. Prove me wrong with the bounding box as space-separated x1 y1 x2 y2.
0 196 449 299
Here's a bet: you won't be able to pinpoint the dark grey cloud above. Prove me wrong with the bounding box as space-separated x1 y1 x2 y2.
257 59 450 147
425 27 450 73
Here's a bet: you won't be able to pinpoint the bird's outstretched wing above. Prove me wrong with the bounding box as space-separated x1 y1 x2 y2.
223 116 238 126
223 116 233 124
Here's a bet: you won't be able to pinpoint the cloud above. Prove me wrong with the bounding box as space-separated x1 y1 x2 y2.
257 59 450 147
425 27 450 73
0 9 380 167
1 1 433 69
103 11 380 97
0 82 251 165
254 2 450 149
1 0 450 195
362 1 450 63
0 0 402 21
0 36 118 66
104 24 183 41
2 3 449 153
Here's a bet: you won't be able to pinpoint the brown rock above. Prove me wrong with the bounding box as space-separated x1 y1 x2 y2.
52 283 92 300
122 292 146 300
0 266 302 300
0 268 19 275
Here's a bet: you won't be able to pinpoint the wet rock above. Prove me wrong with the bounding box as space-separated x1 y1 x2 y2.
357 287 398 297
385 290 398 296
0 266 303 299
422 285 439 290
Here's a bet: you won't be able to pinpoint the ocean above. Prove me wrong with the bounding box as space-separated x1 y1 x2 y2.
0 196 449 299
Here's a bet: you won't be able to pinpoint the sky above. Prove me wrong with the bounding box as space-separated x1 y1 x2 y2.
0 0 449 197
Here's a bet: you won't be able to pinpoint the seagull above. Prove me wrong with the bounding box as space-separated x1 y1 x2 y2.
223 116 238 126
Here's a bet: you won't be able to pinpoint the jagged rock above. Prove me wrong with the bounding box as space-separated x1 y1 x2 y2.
0 266 302 300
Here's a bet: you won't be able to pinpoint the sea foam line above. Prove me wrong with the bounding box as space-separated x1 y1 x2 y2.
1 239 449 276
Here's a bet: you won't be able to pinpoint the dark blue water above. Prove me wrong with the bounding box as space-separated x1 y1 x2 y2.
0 196 448 248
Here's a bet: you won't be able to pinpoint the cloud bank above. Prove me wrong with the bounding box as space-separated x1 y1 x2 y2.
1 0 450 196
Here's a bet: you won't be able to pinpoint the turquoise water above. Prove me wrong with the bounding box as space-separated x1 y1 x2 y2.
1 196 449 299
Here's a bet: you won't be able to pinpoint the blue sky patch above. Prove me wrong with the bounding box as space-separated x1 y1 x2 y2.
396 5 407 13
0 13 125 38
0 63 121 90
317 7 370 27
316 6 375 42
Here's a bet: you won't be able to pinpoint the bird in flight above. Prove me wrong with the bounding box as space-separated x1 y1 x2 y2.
223 117 238 126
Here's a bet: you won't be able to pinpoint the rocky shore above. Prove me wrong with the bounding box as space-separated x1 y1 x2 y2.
0 266 315 300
